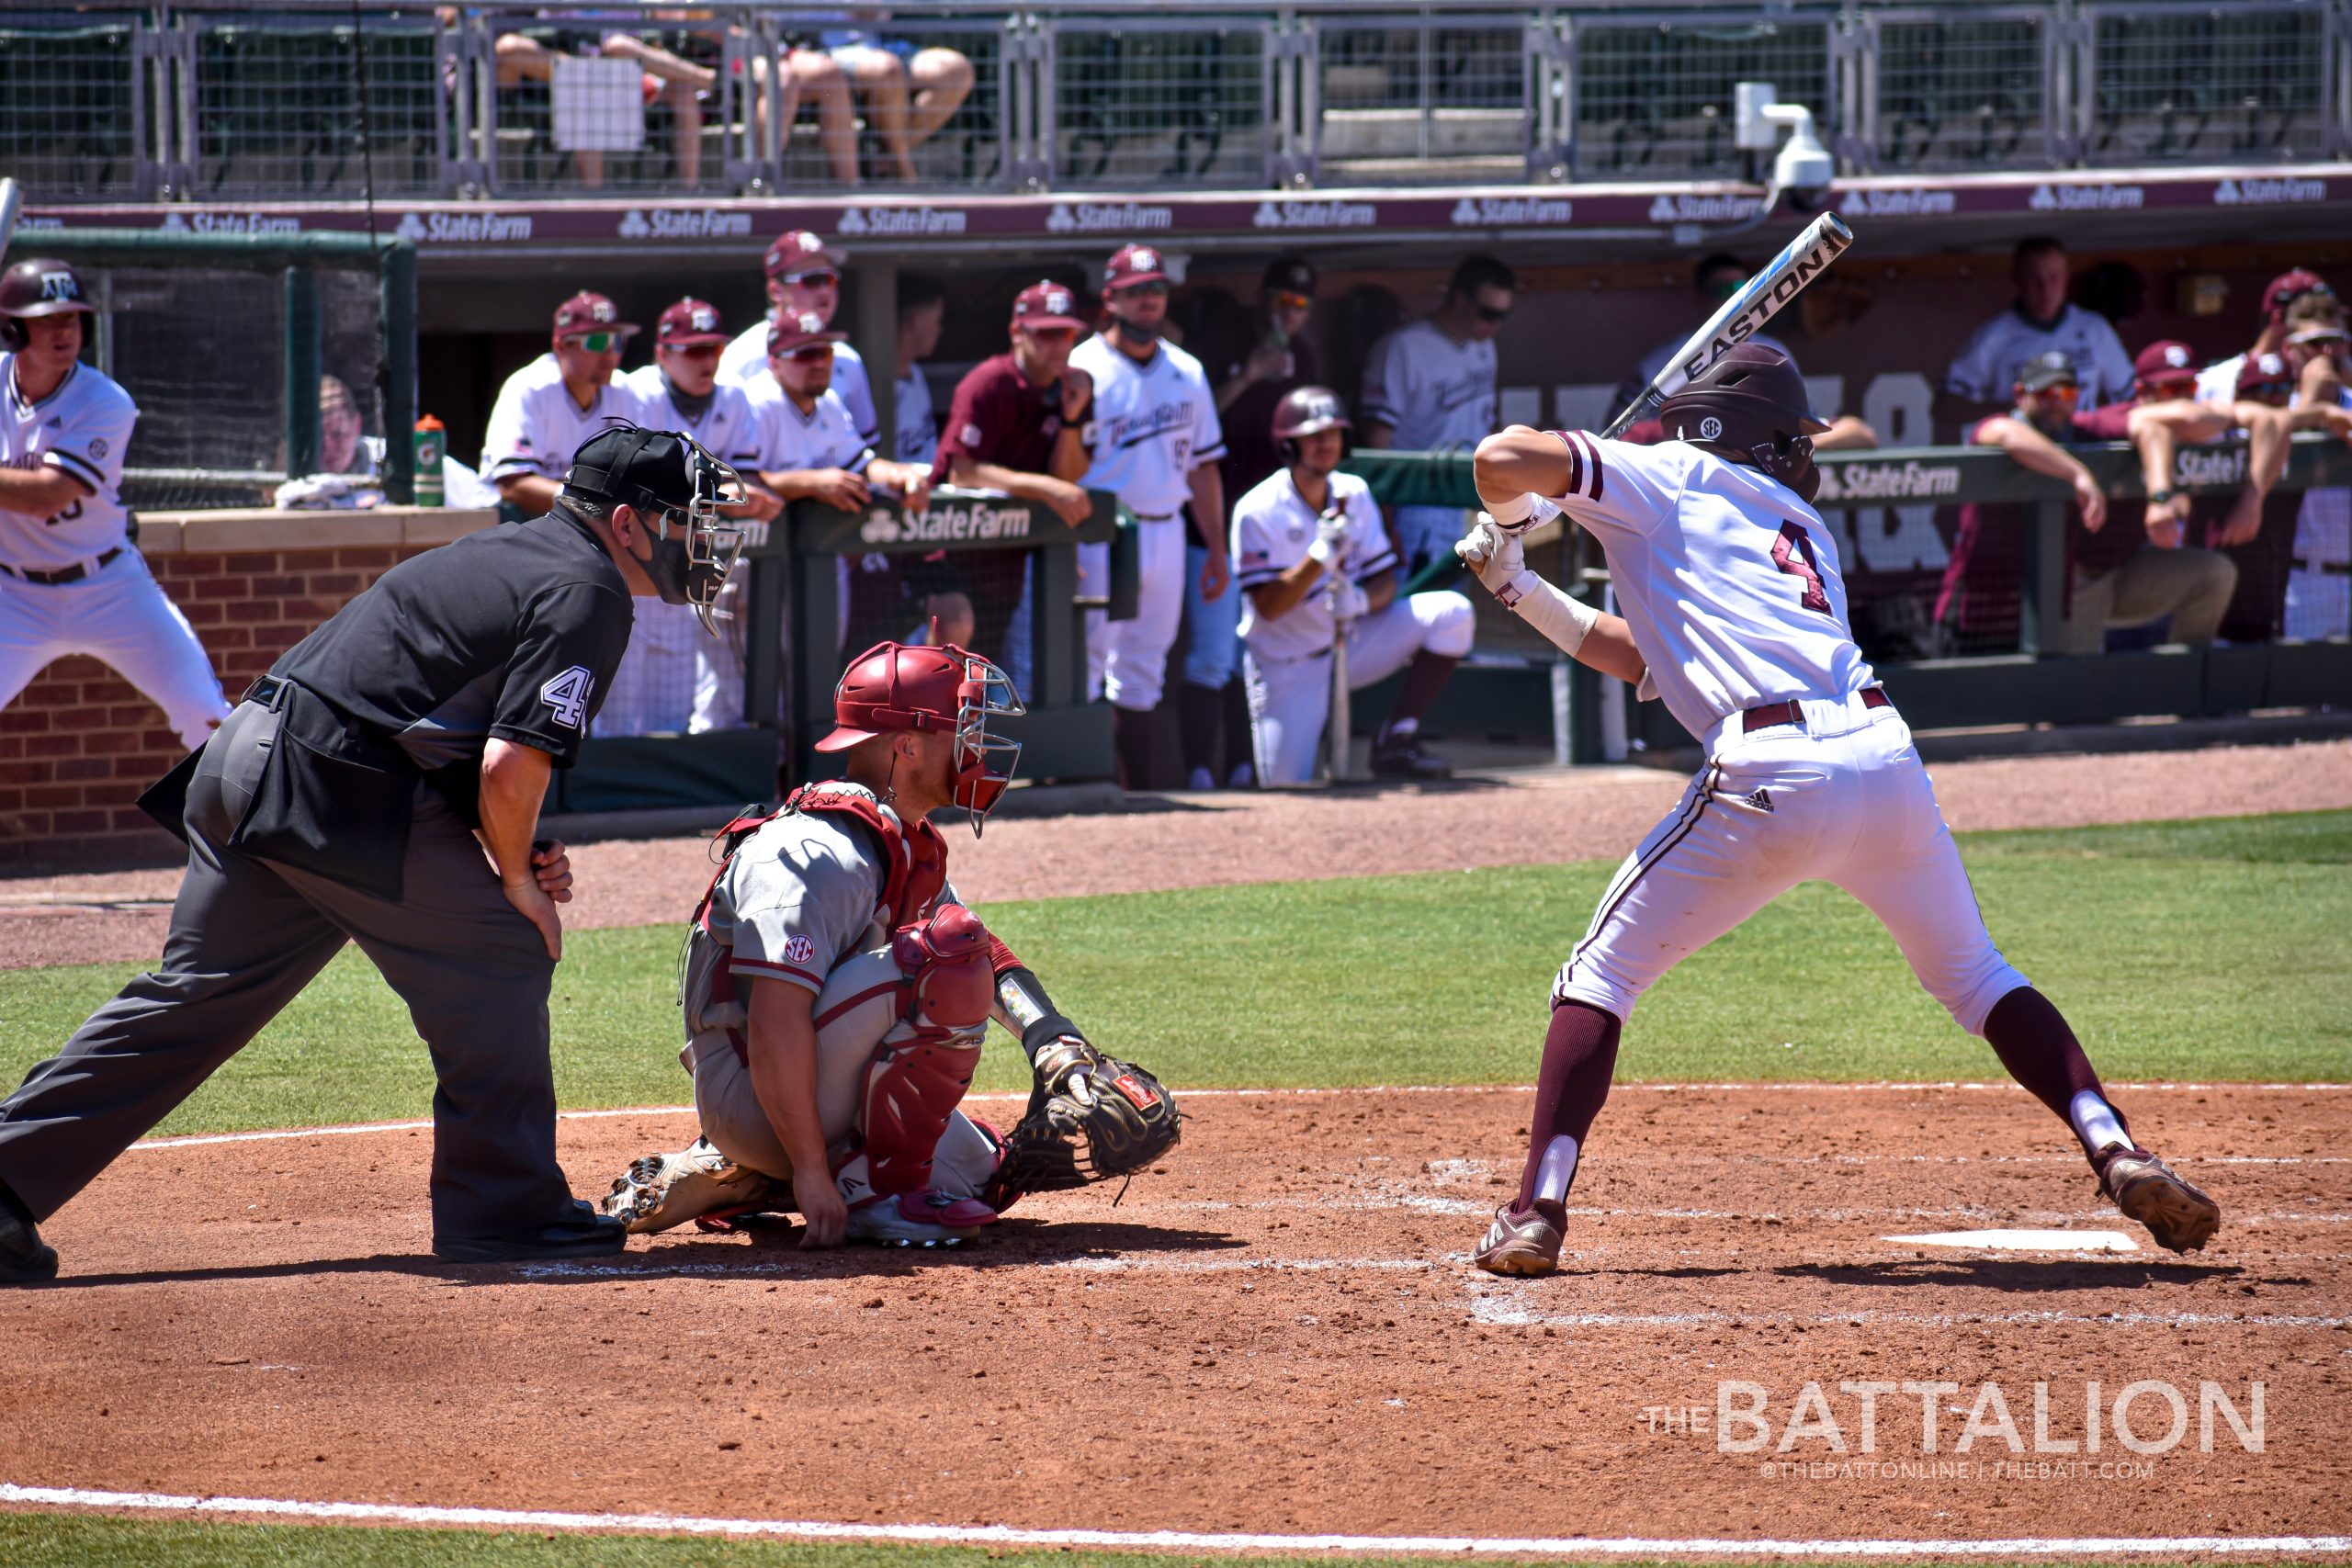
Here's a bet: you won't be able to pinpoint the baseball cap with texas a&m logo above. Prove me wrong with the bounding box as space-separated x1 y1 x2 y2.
768 310 847 355
1012 280 1086 330
2132 341 2199 385
656 298 729 348
552 291 638 341
1103 244 1168 291
763 231 837 282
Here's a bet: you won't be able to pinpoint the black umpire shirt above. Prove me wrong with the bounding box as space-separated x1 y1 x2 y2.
270 508 633 820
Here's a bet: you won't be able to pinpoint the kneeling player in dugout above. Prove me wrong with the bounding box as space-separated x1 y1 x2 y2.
603 639 1179 1247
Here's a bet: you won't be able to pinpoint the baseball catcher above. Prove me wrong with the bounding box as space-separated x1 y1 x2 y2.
602 637 1179 1247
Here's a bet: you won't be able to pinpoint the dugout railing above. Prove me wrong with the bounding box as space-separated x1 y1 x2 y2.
5 0 2344 204
1352 435 2352 763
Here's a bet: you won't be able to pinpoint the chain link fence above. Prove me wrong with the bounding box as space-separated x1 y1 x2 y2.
2085 2 2331 166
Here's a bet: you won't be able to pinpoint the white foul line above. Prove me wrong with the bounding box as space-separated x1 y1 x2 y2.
1 1484 2343 1557
120 1079 2352 1152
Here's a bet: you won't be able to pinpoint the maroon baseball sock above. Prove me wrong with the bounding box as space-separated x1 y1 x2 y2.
1982 987 2134 1168
1515 999 1623 1213
1380 651 1460 740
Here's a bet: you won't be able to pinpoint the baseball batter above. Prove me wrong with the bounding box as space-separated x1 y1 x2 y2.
1459 344 2221 1276
1069 244 1227 782
1233 386 1472 783
0 258 228 750
601 639 1179 1246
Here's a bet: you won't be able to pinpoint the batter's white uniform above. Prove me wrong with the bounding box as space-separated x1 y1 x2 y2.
1069 334 1224 711
1535 432 2028 1035
0 356 228 749
2193 363 2352 638
1361 320 1498 571
719 321 878 448
1944 303 2135 410
480 354 646 492
1232 468 1474 784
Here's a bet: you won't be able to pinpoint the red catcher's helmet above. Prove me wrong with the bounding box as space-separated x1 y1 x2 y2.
816 640 1027 834
1272 384 1351 452
1656 343 1831 499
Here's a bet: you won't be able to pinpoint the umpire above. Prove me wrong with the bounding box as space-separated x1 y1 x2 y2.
0 424 747 1277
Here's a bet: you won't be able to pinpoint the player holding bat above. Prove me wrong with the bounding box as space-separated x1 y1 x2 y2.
1453 342 2222 1276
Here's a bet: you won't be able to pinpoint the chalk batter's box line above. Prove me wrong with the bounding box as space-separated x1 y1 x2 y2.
121 1081 2352 1152
0 1483 2344 1557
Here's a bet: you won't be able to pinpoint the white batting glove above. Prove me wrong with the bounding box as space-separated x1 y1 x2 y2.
1329 579 1371 622
1455 516 1530 605
1306 507 1351 569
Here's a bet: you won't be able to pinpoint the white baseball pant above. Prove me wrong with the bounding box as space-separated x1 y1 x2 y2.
594 598 704 737
0 550 229 750
682 943 1000 1199
1242 589 1475 785
1556 692 2028 1035
1102 516 1187 713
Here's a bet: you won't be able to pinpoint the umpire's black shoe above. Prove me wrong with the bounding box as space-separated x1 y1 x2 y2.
0 1179 59 1284
434 1203 628 1264
1370 730 1453 781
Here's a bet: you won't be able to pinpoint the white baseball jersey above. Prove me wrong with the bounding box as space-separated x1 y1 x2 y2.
895 366 936 468
1538 432 1877 743
720 321 878 446
481 355 646 485
0 356 137 570
1231 468 1394 660
1359 321 1498 451
622 366 762 467
1943 303 2135 410
1069 335 1223 518
2191 354 2245 410
743 377 871 474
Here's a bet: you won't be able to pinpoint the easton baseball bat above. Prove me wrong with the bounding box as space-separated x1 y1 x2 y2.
0 179 23 270
1601 211 1854 439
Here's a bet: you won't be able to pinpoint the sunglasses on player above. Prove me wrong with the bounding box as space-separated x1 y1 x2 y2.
786 344 835 363
782 269 840 289
1475 302 1511 323
1270 290 1314 312
1114 280 1170 299
664 342 723 360
563 331 626 354
2030 381 2082 401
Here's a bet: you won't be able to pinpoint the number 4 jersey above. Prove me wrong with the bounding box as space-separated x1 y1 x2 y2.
1535 431 1877 740
0 355 137 570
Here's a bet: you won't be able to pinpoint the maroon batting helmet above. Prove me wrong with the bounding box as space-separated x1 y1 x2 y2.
1656 344 1830 501
0 259 95 352
1272 385 1351 457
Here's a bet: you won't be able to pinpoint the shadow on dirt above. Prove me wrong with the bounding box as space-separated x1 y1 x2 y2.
1774 1258 2243 1292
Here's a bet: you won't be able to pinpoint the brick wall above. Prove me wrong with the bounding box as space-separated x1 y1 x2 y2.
0 509 495 872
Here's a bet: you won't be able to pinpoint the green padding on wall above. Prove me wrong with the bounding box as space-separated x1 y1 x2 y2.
555 729 779 813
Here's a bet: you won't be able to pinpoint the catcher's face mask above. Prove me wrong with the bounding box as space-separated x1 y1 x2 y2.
951 650 1025 836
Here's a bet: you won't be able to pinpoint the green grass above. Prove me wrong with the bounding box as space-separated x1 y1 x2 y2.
2 812 2346 1139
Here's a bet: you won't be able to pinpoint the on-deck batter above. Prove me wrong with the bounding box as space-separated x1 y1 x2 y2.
0 258 228 750
1459 343 2222 1276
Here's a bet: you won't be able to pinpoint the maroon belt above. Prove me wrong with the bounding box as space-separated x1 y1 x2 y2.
1743 685 1891 734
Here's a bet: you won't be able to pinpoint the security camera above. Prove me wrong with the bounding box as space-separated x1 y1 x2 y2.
1735 82 1835 212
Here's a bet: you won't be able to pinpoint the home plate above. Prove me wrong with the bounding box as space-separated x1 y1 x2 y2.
1884 1228 2140 1253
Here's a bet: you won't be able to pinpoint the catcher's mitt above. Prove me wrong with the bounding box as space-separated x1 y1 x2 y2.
985 1037 1180 1205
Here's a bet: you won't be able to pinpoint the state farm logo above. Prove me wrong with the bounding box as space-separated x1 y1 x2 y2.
2215 176 2326 206
391 210 534 243
860 509 901 544
1252 198 1378 230
1450 196 1573 226
159 209 302 236
1813 461 1962 504
2028 183 2143 212
1839 187 1956 218
2174 447 2248 488
880 501 1035 544
1046 202 1173 234
616 208 754 240
837 205 969 236
16 217 62 232
1646 193 1763 223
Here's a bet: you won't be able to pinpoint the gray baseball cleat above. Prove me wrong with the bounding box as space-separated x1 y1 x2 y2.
844 1190 996 1248
1472 1200 1566 1276
602 1137 780 1235
2099 1147 2221 1254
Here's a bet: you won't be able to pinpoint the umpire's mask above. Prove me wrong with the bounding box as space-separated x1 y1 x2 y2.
565 424 748 635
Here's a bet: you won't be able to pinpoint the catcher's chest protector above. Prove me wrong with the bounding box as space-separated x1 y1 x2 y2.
696 785 951 938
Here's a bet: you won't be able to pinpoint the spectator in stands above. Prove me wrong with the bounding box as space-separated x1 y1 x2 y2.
492 28 708 189
1939 238 2137 430
931 281 1098 694
1612 253 1878 450
1173 256 1322 791
1939 349 2240 655
481 293 643 516
718 233 877 448
1359 254 1511 577
277 376 496 510
818 27 976 183
610 299 777 737
743 34 860 187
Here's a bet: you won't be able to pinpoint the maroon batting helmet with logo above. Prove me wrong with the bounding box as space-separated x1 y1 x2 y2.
0 259 95 352
1272 384 1351 458
816 640 1028 834
1656 344 1831 501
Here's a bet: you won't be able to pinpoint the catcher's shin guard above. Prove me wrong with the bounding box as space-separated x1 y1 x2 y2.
854 904 994 1199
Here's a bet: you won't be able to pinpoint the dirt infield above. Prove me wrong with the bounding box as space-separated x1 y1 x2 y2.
7 739 2352 971
3 1084 2346 1547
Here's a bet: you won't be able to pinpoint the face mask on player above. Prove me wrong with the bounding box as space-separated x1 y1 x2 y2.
950 651 1026 836
1752 434 1821 504
1111 313 1159 349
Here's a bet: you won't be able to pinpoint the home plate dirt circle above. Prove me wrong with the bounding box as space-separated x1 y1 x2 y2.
4 1082 2346 1549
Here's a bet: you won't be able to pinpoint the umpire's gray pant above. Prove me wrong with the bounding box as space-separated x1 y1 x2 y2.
0 700 579 1247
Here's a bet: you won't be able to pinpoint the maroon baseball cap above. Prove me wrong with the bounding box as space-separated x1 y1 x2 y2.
656 297 729 348
552 291 637 340
764 231 838 281
1103 243 1169 291
1012 280 1086 331
2237 351 2296 397
767 309 847 355
2132 340 2199 383
2262 268 2332 319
